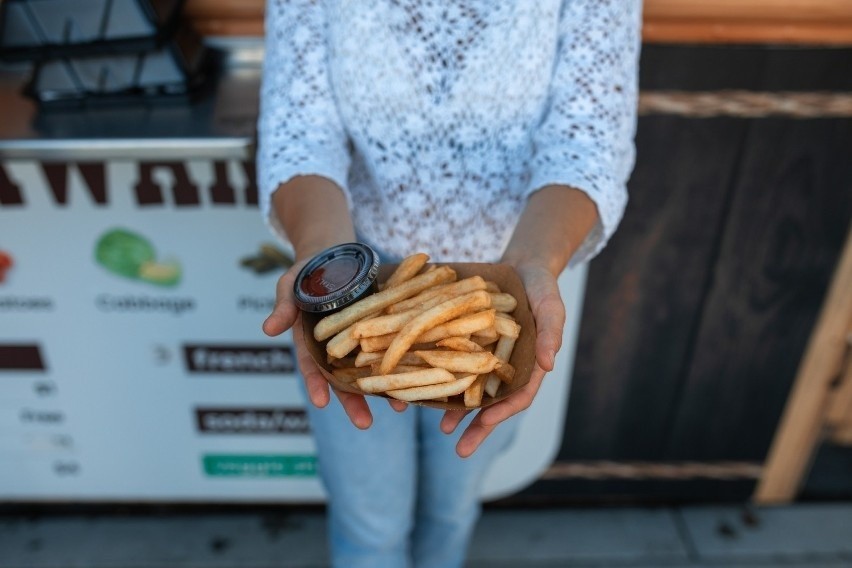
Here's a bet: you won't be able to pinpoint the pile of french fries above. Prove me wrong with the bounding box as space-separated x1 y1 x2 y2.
312 253 521 407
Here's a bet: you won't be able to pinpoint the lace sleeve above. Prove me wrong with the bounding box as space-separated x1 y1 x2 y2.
257 0 352 250
526 0 642 267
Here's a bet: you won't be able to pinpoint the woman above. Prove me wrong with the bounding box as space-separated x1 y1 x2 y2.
259 1 641 566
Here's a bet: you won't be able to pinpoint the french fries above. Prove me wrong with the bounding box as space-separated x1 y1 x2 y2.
309 253 526 406
414 350 502 375
380 290 491 374
357 368 454 393
383 253 429 289
313 265 455 341
436 337 484 352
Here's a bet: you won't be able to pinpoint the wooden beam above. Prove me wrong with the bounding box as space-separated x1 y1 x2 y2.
643 20 852 45
192 19 264 37
183 0 852 45
643 0 852 22
754 226 852 504
826 342 852 430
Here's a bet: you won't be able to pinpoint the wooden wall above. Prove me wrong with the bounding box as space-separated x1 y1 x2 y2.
517 44 852 503
184 0 852 45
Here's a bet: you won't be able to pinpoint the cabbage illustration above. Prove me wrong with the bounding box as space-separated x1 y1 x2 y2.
95 228 181 287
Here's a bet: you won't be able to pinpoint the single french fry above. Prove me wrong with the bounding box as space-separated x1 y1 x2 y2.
356 367 455 393
332 366 374 383
484 281 501 293
494 316 521 339
355 350 384 367
351 309 421 339
436 337 485 352
491 335 517 384
464 375 487 407
327 323 363 359
493 361 515 384
356 350 426 368
314 265 455 341
361 333 397 353
384 253 430 289
370 363 431 375
471 335 499 348
382 283 453 313
414 350 502 374
380 291 491 374
418 310 495 343
387 374 478 401
387 276 487 314
494 335 517 363
490 292 518 313
484 374 501 397
472 325 498 340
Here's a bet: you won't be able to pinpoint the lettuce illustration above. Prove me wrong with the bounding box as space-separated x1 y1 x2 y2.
95 228 181 287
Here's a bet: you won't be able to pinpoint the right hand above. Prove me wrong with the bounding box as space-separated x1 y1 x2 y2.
262 258 406 429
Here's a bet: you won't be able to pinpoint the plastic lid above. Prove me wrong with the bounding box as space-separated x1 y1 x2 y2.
293 243 380 314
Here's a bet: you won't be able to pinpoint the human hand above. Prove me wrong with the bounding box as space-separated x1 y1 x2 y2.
262 258 407 430
440 260 565 457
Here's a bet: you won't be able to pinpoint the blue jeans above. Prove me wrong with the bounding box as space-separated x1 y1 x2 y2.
303 386 517 568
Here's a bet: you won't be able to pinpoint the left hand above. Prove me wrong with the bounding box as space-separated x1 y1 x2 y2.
440 260 565 457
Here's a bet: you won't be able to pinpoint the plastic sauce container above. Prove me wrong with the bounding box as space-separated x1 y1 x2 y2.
293 243 380 314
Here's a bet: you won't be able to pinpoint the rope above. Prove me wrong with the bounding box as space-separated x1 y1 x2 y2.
639 91 852 118
542 461 763 481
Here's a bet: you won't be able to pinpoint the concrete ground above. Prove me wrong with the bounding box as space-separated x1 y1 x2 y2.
1 503 851 567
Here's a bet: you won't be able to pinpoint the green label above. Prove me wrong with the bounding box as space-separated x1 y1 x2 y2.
202 454 317 477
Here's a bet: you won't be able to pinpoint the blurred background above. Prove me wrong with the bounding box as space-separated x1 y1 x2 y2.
0 0 851 566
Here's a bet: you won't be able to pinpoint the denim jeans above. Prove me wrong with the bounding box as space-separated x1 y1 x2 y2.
303 387 518 568
304 238 517 567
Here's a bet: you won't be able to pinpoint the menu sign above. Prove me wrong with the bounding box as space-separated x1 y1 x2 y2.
0 158 583 502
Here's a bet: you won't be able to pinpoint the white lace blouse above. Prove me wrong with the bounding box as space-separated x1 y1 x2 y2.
258 0 641 265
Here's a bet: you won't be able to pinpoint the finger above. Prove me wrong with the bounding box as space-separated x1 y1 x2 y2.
455 412 498 458
526 283 564 370
293 313 330 408
440 409 472 434
263 260 308 336
478 364 546 427
387 398 409 413
525 273 565 372
533 294 564 371
333 388 373 430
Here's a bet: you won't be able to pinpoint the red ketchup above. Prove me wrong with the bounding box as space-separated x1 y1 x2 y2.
293 243 380 314
300 256 360 296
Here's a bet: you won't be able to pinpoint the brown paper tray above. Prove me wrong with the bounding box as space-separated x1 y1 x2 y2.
301 263 537 410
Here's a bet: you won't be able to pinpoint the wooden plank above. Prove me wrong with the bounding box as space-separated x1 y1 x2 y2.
664 120 852 472
643 0 852 22
184 0 852 22
643 21 852 46
754 224 852 502
559 115 748 461
184 0 264 19
182 0 852 45
192 19 264 37
826 345 852 434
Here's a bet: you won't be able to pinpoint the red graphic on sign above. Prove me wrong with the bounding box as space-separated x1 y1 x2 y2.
0 251 13 283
